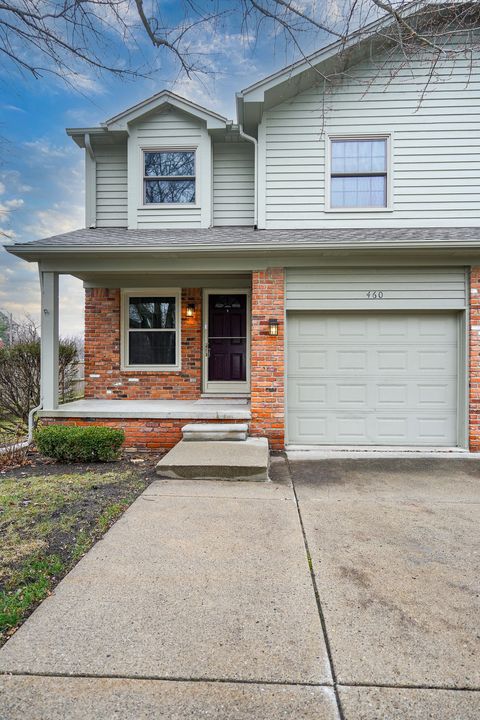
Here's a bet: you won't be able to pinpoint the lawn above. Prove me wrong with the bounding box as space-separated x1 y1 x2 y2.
0 459 152 646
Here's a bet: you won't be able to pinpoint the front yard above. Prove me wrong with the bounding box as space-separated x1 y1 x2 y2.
0 458 153 646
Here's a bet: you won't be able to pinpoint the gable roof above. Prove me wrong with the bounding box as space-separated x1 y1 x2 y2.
66 90 228 146
236 0 434 127
104 90 228 130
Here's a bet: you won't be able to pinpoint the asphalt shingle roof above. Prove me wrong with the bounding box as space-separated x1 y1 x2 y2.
6 226 480 254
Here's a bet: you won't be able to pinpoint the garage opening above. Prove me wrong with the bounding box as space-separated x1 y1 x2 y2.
285 267 467 448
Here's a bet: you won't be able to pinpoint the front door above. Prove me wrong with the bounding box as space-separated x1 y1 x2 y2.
204 292 250 394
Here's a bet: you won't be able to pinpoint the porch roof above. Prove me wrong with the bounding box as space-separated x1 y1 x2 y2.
6 226 480 261
38 398 251 421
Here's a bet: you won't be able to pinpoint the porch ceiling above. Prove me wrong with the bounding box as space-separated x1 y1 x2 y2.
38 399 251 421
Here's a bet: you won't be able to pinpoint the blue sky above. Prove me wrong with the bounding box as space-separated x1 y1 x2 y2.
0 4 331 337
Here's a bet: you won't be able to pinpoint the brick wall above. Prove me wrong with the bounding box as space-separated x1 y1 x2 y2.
84 288 202 399
249 268 285 450
41 417 240 452
470 267 480 451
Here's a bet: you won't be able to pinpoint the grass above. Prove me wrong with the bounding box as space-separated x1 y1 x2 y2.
0 464 150 645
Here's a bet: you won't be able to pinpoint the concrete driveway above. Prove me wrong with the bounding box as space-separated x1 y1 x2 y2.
0 457 479 718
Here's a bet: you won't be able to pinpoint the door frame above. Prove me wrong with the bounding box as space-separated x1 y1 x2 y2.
202 288 251 395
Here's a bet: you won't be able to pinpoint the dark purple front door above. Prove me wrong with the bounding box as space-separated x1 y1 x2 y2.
208 294 247 382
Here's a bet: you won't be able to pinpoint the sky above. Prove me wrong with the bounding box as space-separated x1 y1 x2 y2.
0 1 335 338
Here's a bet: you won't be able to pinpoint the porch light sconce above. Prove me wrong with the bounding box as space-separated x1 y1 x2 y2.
268 318 279 336
186 303 196 318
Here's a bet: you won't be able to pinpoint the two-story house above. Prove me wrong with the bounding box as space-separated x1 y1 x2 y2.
7 6 480 453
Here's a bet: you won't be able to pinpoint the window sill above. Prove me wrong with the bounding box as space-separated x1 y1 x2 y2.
120 366 182 373
138 204 200 210
324 207 394 213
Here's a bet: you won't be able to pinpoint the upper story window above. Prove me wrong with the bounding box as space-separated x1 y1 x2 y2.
143 150 195 204
122 290 181 370
329 137 389 210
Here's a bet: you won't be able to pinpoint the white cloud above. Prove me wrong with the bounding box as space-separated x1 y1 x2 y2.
58 69 105 95
0 182 5 195
23 139 69 159
23 202 84 240
1 104 26 113
4 198 24 209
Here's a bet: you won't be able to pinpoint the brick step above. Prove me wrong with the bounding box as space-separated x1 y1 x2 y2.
182 423 248 442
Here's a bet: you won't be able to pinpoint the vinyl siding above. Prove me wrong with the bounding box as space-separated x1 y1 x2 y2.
285 267 467 310
213 142 254 226
129 108 205 229
95 142 128 227
263 46 480 229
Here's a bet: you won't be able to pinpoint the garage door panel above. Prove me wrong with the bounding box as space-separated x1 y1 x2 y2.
287 312 459 446
288 379 457 412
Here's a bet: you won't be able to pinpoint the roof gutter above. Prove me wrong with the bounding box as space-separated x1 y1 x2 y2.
238 124 258 228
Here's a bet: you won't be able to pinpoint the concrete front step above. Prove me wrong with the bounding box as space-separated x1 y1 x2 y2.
182 423 248 442
155 438 269 482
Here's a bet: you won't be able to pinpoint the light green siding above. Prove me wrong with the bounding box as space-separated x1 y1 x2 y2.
213 142 254 226
286 267 467 310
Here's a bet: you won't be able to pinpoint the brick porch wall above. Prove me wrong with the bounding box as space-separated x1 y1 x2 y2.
470 267 480 451
249 268 285 450
84 288 202 399
41 417 241 453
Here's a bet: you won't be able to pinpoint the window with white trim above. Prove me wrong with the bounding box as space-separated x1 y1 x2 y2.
330 137 388 209
143 150 195 204
122 291 180 369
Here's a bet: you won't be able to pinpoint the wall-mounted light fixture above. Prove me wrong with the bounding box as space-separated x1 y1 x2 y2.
186 303 196 318
268 318 279 336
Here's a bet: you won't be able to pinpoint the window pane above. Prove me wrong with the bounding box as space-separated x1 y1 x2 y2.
331 139 386 174
129 331 176 366
331 175 386 208
144 151 195 177
129 297 176 329
145 179 195 204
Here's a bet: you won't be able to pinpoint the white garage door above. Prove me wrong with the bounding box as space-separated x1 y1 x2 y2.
287 312 459 446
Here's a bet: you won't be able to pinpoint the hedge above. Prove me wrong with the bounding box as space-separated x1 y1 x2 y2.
35 425 125 462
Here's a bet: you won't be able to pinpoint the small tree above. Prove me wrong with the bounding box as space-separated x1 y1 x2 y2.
0 318 79 428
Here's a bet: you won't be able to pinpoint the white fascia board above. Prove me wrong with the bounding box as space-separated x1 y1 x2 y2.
7 241 480 262
105 91 227 131
65 127 109 148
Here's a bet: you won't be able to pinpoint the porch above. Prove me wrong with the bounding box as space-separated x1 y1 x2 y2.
37 264 285 450
38 398 251 420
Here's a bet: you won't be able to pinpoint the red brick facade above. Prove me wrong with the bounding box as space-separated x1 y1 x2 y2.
249 268 285 450
470 267 480 451
41 417 240 453
85 287 202 399
80 273 287 451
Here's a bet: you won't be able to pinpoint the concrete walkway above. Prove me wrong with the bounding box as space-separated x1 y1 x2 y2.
0 457 479 718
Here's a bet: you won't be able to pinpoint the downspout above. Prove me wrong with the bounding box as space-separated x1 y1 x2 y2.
238 125 258 229
84 133 97 229
27 401 42 444
0 401 41 456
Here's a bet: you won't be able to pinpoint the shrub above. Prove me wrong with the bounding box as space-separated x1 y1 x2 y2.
0 319 80 426
35 426 125 462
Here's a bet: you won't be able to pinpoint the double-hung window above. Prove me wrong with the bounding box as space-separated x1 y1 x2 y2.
329 136 389 209
122 291 180 370
143 150 195 204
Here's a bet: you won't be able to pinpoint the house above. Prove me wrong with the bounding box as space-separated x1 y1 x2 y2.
6 6 480 453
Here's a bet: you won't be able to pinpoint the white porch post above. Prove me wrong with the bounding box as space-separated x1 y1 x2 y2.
40 271 59 410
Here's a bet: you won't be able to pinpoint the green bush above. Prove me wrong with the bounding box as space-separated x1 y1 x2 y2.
35 426 125 462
